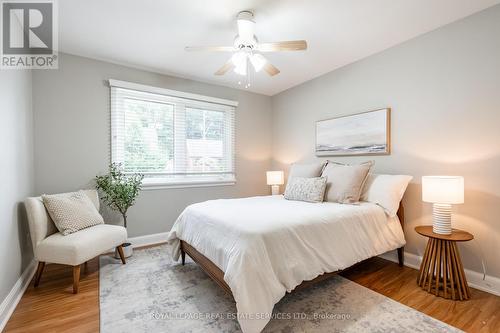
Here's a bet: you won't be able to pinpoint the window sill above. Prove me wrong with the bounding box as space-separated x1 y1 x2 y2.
141 179 236 190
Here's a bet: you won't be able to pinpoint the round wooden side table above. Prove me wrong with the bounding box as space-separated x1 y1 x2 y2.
415 226 473 300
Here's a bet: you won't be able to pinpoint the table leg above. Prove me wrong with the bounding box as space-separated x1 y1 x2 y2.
446 241 455 300
435 239 442 296
427 238 438 292
418 238 432 285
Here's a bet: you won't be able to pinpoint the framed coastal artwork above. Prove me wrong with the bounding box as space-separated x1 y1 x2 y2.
315 108 391 156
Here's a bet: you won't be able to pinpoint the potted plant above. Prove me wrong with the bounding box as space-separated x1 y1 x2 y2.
95 163 144 258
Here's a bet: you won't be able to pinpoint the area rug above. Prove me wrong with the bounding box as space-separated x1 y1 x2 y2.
99 244 462 333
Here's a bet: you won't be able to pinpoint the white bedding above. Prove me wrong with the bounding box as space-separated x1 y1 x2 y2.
167 195 405 333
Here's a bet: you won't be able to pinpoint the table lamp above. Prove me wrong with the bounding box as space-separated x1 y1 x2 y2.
266 171 284 195
422 176 464 235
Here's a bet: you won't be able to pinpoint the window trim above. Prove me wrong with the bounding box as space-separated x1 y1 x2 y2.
109 79 239 107
109 79 237 189
141 178 236 191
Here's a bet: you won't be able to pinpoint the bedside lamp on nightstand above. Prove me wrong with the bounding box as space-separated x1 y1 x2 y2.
419 176 471 300
266 171 284 195
422 176 464 235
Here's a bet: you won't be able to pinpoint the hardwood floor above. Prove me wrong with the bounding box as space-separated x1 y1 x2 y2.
340 257 500 333
4 250 500 333
4 259 100 333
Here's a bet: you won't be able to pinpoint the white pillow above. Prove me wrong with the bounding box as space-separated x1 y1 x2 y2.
287 162 326 181
361 174 413 217
321 161 374 204
284 177 327 203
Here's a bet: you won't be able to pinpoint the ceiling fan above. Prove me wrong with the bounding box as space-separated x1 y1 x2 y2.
185 11 307 86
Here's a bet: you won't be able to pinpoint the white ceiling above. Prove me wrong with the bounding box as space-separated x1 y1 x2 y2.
59 0 500 96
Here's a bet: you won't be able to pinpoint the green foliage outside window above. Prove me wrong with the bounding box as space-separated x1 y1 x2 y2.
124 99 174 173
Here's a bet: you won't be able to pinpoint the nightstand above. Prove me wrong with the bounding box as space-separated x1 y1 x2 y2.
415 226 473 300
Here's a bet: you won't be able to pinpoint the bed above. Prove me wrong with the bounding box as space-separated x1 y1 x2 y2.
167 195 406 333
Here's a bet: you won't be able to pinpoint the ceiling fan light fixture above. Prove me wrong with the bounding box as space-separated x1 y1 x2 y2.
231 51 246 67
234 62 247 76
186 9 305 81
250 53 267 72
231 52 247 75
236 11 255 42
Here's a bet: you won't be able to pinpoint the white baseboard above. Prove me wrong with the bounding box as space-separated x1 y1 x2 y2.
0 260 37 332
379 250 500 297
128 232 169 248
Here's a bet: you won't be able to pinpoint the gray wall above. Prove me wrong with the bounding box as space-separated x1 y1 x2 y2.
0 71 34 302
272 6 500 278
33 53 273 237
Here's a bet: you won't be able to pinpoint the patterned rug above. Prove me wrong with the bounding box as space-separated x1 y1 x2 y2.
99 244 462 333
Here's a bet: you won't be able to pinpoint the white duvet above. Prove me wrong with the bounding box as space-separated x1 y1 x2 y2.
167 195 405 333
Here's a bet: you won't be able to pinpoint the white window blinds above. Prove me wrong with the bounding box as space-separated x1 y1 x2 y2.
110 80 236 187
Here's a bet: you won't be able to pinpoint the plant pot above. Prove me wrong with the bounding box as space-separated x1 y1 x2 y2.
115 242 133 259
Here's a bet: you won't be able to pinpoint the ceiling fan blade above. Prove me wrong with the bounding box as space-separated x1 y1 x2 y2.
185 46 236 52
257 40 307 52
263 62 280 76
214 59 235 76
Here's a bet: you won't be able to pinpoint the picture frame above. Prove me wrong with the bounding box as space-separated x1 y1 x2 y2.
315 108 391 156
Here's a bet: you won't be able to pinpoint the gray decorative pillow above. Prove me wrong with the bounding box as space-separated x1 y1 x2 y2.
284 177 327 203
321 161 374 204
42 190 104 235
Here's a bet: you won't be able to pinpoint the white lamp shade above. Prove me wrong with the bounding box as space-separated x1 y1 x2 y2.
232 52 247 76
422 176 464 204
266 171 284 185
250 53 267 72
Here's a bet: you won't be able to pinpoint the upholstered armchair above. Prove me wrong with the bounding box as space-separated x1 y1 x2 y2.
25 190 127 293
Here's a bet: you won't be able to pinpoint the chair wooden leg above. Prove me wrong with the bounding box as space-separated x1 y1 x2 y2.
34 262 45 287
116 245 126 264
397 247 404 267
181 248 186 265
73 265 81 294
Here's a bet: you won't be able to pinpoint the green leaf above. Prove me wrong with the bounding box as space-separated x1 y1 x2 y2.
95 163 144 228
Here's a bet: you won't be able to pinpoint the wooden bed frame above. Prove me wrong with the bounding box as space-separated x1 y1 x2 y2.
180 204 405 298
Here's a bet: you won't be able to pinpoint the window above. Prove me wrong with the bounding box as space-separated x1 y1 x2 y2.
110 80 236 188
